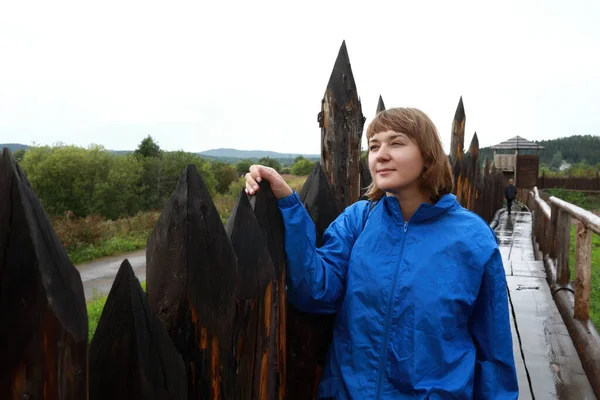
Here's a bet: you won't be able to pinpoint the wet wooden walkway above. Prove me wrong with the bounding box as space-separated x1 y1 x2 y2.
495 207 596 399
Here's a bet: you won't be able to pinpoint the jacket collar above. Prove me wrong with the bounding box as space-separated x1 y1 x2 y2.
382 193 459 225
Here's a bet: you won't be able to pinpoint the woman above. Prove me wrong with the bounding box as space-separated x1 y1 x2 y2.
245 108 518 399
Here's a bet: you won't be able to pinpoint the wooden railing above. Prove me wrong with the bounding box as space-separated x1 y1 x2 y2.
518 186 600 395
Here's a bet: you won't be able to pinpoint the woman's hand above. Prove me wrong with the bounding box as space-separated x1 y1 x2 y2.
245 165 293 199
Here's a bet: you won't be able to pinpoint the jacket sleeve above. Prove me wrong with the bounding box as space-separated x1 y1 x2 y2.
277 192 366 314
469 247 519 399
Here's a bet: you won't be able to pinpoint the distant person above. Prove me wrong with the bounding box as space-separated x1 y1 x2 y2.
246 108 518 399
505 179 517 215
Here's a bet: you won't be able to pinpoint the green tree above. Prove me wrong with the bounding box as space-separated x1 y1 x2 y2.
211 162 238 194
291 158 314 175
549 151 563 171
92 155 145 219
258 157 282 172
20 144 113 217
235 159 253 176
13 149 26 162
134 135 162 158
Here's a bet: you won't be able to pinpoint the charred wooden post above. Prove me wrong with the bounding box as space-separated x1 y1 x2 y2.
225 189 282 399
376 95 386 114
318 40 366 208
467 132 480 211
146 164 237 399
360 95 386 198
0 148 88 399
89 260 187 400
249 180 287 399
286 163 343 400
450 97 465 164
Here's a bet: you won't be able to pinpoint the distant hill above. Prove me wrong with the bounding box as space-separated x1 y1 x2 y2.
479 135 600 166
198 148 320 161
1 143 29 152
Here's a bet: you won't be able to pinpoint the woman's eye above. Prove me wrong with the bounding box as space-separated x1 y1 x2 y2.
391 141 403 146
369 145 379 151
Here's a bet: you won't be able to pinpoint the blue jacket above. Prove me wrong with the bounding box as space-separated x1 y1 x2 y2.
277 192 518 399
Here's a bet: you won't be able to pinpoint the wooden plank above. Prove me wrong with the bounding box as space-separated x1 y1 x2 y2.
574 222 592 320
146 164 237 399
511 261 546 278
507 276 596 399
317 40 365 209
0 148 88 399
508 298 533 399
89 260 187 400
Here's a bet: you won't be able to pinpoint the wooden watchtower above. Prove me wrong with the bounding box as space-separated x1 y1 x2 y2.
490 135 544 189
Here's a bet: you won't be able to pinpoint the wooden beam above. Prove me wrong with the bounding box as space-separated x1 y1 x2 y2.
318 40 366 208
450 96 465 163
225 190 281 399
146 164 237 399
89 260 187 400
0 148 88 399
573 222 592 320
287 162 342 400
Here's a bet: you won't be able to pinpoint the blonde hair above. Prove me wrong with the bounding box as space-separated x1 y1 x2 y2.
365 107 453 202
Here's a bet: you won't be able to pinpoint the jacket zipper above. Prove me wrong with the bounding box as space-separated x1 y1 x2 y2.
375 221 409 399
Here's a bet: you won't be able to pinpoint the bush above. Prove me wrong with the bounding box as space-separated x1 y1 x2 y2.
291 159 314 175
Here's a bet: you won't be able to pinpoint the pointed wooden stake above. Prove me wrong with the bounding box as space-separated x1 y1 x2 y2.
286 162 343 400
450 97 466 162
146 164 237 399
318 40 366 208
376 95 386 114
89 260 187 400
0 148 88 399
226 190 281 399
249 180 287 399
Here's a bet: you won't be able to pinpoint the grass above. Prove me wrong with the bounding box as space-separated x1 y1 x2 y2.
544 188 600 211
53 211 161 265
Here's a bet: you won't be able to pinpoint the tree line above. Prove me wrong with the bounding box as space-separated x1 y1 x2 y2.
14 136 315 220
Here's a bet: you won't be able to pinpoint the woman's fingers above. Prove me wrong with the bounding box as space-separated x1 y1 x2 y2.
245 165 292 199
244 172 259 195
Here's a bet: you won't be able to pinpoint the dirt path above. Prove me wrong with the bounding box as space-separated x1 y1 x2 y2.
75 250 146 301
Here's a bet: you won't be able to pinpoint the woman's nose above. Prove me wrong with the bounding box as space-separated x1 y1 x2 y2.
376 144 390 161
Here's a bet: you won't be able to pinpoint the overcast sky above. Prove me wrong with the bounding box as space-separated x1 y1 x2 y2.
1 0 599 155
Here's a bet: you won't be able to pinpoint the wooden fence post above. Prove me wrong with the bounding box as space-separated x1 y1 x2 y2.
556 208 572 285
0 148 88 399
467 132 479 211
226 188 283 399
376 95 386 114
359 95 385 197
450 97 465 164
89 260 187 400
249 179 287 399
146 165 237 399
573 222 592 320
318 40 365 208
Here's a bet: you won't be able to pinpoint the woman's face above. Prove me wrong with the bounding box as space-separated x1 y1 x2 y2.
368 130 426 195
